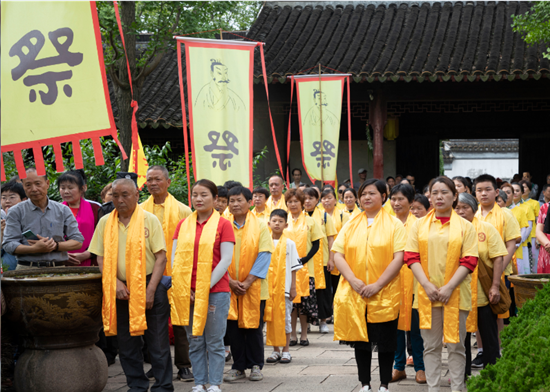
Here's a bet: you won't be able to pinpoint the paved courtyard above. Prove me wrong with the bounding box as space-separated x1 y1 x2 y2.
103 324 480 392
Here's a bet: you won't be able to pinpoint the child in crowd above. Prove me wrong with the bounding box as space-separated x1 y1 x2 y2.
265 209 302 364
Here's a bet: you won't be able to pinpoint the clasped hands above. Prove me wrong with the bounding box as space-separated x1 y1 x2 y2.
229 279 251 296
422 282 456 304
351 278 382 299
27 235 56 253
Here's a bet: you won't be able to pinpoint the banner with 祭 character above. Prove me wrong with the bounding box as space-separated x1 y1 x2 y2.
175 37 265 189
293 74 351 185
1 1 123 180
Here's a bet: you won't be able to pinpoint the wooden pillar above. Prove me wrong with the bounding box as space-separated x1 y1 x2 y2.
369 90 387 179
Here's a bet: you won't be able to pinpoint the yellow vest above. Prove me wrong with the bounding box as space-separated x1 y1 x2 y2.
264 233 288 347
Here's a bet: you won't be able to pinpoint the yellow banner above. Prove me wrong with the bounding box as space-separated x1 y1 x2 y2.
129 134 149 190
296 75 346 183
181 38 256 188
1 1 116 148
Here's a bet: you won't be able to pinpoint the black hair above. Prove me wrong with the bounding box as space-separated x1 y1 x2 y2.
321 188 336 199
542 183 550 193
217 186 228 199
386 176 395 182
390 183 415 203
1 180 26 200
303 187 319 200
223 181 242 190
343 187 357 200
395 174 403 179
322 184 335 191
270 208 288 221
519 179 533 191
474 174 498 191
192 179 218 197
58 169 86 191
452 176 472 193
292 168 302 176
358 178 388 203
252 187 270 199
228 186 252 202
414 194 430 210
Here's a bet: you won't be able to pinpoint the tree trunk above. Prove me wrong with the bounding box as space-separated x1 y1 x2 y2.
113 0 140 172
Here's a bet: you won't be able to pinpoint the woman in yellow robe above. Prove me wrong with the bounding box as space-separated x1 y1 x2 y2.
285 188 323 347
405 177 478 392
388 184 426 384
333 179 406 392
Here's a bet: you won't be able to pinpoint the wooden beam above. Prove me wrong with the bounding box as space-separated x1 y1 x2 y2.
369 90 387 179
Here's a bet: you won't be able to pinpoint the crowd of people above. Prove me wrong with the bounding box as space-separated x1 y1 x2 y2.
2 165 550 392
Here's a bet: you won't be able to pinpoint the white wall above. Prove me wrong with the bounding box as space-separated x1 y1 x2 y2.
289 140 396 185
444 158 518 181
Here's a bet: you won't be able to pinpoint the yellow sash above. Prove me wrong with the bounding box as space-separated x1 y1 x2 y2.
287 211 311 303
333 208 400 342
264 233 288 347
141 193 182 276
310 208 327 290
102 206 147 337
466 217 482 333
476 203 512 318
267 195 287 211
418 209 462 344
398 212 417 331
327 209 345 276
228 212 262 329
171 210 220 336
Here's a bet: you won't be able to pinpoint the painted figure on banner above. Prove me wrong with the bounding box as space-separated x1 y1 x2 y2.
203 130 239 170
195 58 245 112
304 90 339 128
10 28 84 105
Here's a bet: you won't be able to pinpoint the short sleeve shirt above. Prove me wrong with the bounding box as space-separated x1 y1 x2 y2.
150 200 192 226
89 210 166 281
172 215 235 292
406 215 479 311
476 221 508 307
305 215 324 277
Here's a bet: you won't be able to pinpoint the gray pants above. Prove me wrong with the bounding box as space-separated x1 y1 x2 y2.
116 283 174 392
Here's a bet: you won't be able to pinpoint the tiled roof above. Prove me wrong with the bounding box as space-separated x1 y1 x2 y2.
443 139 519 153
111 1 550 126
248 1 550 82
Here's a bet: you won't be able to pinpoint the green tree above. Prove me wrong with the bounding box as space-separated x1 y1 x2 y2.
512 2 550 59
96 1 261 170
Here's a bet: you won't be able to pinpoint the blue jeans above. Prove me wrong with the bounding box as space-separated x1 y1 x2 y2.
394 309 425 372
1 249 17 271
184 292 230 387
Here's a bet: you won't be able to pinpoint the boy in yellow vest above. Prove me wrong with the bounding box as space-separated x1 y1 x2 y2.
265 209 302 364
223 187 273 383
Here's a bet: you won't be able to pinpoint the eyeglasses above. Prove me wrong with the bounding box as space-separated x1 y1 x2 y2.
338 190 344 193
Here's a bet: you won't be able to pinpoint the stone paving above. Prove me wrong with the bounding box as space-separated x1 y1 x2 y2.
103 324 480 392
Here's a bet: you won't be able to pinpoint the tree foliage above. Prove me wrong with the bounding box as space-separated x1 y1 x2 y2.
512 2 550 59
96 1 261 169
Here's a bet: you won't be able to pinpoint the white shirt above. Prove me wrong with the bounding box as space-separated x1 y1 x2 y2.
273 238 303 297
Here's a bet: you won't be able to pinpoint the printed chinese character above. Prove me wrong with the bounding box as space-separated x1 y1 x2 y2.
9 28 83 105
203 130 239 171
310 140 336 168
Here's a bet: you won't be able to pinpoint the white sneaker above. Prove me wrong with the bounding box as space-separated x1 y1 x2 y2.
207 386 221 392
320 323 329 333
191 386 205 392
360 386 372 392
379 387 389 392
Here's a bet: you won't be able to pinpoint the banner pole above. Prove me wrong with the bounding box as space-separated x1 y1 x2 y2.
318 64 324 184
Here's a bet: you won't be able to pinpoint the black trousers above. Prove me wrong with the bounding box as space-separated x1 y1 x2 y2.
356 348 394 386
173 325 191 369
317 267 334 320
227 300 265 371
116 283 173 392
331 274 340 303
477 305 500 367
96 328 119 362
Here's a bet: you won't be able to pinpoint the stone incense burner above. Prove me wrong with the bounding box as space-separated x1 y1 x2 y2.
2 267 107 392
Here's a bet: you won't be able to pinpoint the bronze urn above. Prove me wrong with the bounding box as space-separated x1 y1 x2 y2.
2 267 107 392
507 273 550 309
